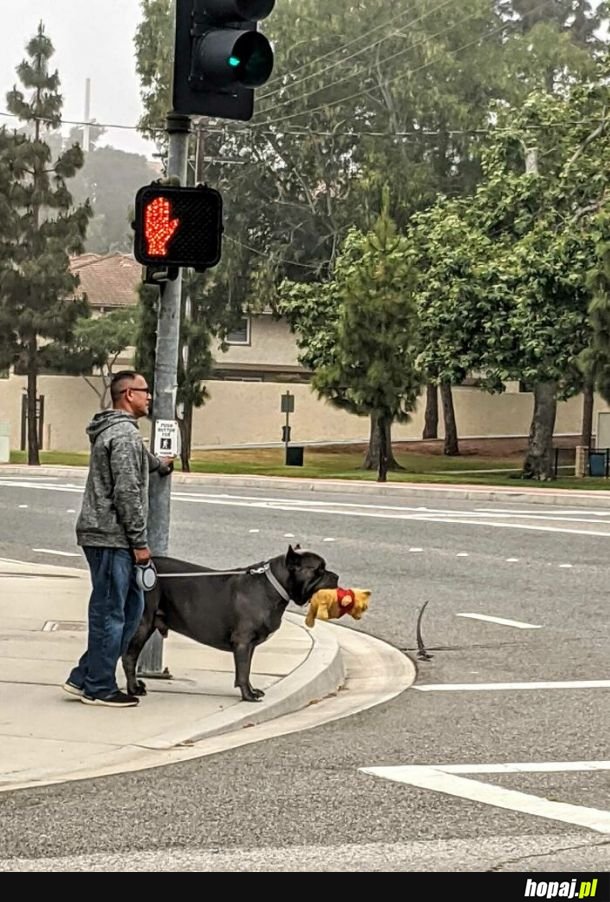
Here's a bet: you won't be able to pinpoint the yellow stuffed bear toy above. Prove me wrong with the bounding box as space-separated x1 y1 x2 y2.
305 587 371 628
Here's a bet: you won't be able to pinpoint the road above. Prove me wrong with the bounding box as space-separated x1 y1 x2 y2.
0 473 608 872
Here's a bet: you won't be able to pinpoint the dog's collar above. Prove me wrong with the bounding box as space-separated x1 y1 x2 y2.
250 562 293 604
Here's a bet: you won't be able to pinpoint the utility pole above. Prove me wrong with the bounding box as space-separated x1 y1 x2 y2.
137 112 191 677
83 78 92 153
134 0 277 675
180 123 206 472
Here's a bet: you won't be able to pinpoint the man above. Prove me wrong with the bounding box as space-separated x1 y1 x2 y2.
64 371 173 707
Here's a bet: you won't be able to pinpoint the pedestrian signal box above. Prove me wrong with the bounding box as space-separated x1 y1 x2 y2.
134 184 223 270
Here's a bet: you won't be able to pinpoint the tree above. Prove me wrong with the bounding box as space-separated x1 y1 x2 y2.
58 309 138 409
0 25 91 465
426 82 609 478
134 0 173 146
317 197 422 481
581 214 610 407
410 199 508 456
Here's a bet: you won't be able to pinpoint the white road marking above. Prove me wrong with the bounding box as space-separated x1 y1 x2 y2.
559 563 573 569
0 481 82 493
506 557 519 562
475 506 610 519
456 612 541 629
409 547 423 553
5 481 610 539
32 548 81 557
456 552 469 557
359 762 610 833
415 680 610 691
284 533 295 538
441 761 610 774
248 529 259 533
18 504 28 509
323 537 335 542
66 509 76 514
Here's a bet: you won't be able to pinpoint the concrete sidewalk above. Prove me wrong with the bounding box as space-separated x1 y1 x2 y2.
2 464 610 508
0 558 414 793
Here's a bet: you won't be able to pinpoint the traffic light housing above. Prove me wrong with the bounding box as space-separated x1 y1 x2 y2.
133 183 223 271
173 0 276 121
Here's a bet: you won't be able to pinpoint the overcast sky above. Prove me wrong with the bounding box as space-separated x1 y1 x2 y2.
0 0 157 159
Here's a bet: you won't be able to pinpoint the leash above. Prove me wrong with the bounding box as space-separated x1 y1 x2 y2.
155 562 294 604
157 569 248 578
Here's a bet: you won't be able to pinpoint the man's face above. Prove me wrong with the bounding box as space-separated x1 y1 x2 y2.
123 375 151 419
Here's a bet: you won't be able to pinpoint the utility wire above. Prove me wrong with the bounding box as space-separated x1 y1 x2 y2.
0 109 166 135
225 235 326 270
260 2 432 94
256 4 496 121
259 0 456 103
254 0 554 129
0 108 601 140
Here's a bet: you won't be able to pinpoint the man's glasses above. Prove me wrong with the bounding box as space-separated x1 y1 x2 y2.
121 387 151 395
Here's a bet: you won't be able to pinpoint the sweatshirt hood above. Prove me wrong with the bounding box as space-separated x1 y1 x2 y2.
86 410 138 444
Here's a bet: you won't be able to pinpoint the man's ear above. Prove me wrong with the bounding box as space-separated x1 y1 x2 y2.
286 544 301 568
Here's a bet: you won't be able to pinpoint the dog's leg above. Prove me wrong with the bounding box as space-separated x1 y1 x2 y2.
233 642 264 702
122 602 158 697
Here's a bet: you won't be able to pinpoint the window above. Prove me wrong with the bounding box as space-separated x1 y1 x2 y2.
226 316 250 346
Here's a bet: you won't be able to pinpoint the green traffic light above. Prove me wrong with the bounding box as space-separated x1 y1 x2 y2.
228 56 241 68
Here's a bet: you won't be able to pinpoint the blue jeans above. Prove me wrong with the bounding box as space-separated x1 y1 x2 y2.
68 547 145 699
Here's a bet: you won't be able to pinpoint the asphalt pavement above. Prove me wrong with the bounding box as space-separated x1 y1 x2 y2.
0 466 608 872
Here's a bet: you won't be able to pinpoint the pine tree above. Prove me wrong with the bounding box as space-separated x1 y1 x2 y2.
0 24 91 464
314 190 422 482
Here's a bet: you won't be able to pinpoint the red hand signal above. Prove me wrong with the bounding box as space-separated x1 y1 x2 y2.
144 197 180 257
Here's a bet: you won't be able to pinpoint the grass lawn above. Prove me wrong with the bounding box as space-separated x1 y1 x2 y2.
8 445 610 491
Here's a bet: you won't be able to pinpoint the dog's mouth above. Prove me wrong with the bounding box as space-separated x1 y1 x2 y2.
297 570 339 607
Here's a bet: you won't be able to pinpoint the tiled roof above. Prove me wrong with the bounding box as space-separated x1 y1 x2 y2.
70 253 142 308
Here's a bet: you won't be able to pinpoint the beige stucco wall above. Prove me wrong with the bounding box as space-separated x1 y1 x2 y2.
1 373 607 452
213 316 301 367
3 313 606 452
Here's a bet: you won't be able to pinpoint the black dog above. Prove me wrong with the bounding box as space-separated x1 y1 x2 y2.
122 545 339 702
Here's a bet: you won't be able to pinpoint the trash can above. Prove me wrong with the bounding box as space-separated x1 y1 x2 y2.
285 445 304 467
588 449 608 477
0 422 9 463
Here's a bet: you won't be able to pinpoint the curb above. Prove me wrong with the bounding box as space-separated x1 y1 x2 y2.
2 465 610 508
0 622 412 793
138 613 346 750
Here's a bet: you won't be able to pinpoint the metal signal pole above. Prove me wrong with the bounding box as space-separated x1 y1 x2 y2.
136 112 191 677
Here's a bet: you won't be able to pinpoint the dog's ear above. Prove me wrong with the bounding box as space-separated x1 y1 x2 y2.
286 544 301 568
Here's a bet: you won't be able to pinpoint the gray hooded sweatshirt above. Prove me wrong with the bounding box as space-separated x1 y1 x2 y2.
76 409 151 550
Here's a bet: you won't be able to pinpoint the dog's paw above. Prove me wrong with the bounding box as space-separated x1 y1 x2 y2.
134 680 148 696
240 687 265 702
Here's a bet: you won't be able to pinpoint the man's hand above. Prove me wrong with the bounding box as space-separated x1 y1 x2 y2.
133 547 152 565
157 455 174 478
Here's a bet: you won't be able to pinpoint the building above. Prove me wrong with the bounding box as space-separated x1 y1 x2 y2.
0 253 602 453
